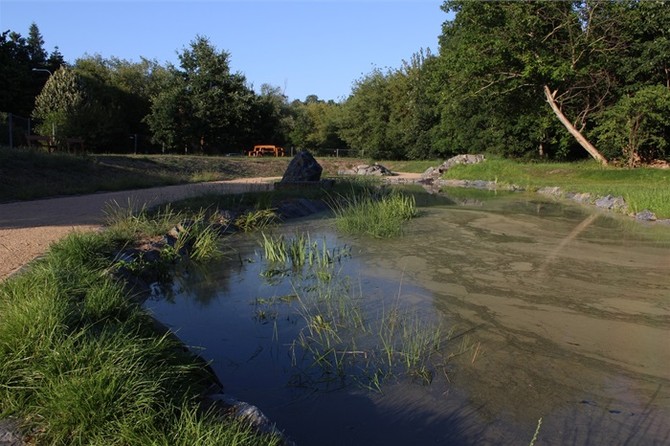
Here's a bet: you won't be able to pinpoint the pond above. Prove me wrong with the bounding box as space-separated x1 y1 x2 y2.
145 188 670 445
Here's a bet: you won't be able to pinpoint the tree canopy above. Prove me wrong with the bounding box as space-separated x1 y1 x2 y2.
2 6 668 162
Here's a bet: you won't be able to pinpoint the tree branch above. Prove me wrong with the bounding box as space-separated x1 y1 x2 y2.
543 85 608 165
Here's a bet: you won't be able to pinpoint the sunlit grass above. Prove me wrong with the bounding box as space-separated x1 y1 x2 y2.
330 187 419 238
443 158 670 217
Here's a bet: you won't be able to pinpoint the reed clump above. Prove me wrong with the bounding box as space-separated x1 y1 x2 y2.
330 187 418 238
258 232 444 389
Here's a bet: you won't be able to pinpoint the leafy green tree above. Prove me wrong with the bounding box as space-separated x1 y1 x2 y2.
146 36 256 153
339 69 393 158
339 50 437 160
594 85 670 165
432 1 642 162
32 66 87 144
251 84 291 147
69 56 163 152
288 96 346 154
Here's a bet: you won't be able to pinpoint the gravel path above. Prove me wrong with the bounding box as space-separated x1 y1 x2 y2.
0 178 279 281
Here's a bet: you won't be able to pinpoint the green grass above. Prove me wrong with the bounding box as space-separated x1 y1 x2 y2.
443 158 670 218
0 199 294 443
330 187 419 238
0 230 282 445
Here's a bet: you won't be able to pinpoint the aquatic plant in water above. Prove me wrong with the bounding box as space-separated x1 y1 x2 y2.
329 187 418 238
255 232 445 390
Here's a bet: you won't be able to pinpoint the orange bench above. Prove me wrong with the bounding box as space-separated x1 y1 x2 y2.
248 145 285 157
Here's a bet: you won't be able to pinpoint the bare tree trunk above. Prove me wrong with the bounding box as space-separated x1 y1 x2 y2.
543 85 608 165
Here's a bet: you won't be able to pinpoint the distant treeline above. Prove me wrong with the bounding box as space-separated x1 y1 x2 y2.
2 1 668 164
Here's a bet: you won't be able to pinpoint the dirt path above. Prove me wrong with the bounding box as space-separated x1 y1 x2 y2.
0 178 280 281
0 173 424 281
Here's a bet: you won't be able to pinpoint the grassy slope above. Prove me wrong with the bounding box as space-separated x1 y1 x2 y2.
443 158 670 218
0 147 372 203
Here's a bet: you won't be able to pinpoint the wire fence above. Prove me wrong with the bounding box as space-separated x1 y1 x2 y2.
0 113 33 149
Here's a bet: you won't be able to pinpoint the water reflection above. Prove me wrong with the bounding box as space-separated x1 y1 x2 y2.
145 191 670 445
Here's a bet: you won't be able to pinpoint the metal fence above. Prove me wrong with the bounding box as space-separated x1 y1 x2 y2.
292 147 359 158
0 113 32 149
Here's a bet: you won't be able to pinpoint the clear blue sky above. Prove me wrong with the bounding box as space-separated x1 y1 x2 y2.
1 0 449 102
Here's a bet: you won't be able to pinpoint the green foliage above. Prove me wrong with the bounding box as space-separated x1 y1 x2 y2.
594 85 670 165
339 52 438 160
234 209 278 232
32 66 86 143
288 96 346 153
146 36 256 154
0 231 281 445
0 23 64 116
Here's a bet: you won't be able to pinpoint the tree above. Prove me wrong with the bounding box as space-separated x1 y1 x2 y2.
32 66 87 144
593 85 670 165
339 69 393 158
26 23 47 65
339 49 438 160
287 96 346 153
0 24 65 117
146 36 256 153
251 84 291 146
434 0 643 163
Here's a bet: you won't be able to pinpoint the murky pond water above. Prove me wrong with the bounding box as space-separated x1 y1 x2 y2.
145 189 670 445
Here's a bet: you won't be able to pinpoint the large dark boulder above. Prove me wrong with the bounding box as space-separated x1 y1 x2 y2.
280 150 323 183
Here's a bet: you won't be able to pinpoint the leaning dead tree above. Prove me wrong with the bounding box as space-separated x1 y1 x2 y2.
544 85 608 166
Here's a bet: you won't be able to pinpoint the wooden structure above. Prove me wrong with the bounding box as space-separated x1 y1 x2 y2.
25 134 57 152
24 134 85 153
248 145 285 157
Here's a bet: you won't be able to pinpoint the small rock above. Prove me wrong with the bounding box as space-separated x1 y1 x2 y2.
595 195 627 211
635 209 657 221
0 418 24 446
566 192 592 204
422 154 486 180
339 163 394 176
537 187 562 197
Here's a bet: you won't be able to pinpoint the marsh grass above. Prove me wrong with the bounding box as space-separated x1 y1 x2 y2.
0 232 280 445
290 280 446 388
234 209 278 232
104 199 180 240
104 200 225 265
255 231 445 388
444 158 670 217
330 187 418 238
253 258 442 389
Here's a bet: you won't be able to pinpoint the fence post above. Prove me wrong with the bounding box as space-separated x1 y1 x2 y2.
8 113 13 149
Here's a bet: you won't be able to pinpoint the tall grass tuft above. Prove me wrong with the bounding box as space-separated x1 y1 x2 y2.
330 187 418 238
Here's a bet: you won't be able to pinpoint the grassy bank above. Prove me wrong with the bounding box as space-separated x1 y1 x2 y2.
1 179 409 443
443 158 670 218
0 214 283 445
0 146 374 203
